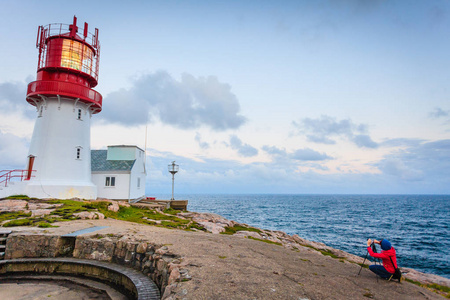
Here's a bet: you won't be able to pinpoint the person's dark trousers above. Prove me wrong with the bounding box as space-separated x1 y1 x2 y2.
369 265 393 279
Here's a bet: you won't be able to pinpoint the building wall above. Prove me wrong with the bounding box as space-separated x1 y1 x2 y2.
92 172 130 200
26 98 96 199
129 156 146 200
92 145 146 200
107 145 140 161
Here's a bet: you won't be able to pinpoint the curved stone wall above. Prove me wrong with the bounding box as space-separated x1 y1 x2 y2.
3 233 190 299
0 258 159 300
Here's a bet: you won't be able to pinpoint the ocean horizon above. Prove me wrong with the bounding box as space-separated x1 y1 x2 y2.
151 193 450 279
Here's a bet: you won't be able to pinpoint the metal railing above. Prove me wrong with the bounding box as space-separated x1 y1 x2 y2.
36 22 101 83
0 170 35 187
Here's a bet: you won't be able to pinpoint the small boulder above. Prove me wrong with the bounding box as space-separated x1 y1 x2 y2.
108 201 120 212
74 211 105 220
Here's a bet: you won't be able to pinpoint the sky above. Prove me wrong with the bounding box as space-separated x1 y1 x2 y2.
1 0 450 195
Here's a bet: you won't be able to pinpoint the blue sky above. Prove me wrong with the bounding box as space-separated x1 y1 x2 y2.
1 1 449 194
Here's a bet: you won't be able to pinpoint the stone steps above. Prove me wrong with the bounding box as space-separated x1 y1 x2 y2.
0 230 11 260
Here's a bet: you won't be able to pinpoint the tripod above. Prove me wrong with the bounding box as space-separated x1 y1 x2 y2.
358 242 379 275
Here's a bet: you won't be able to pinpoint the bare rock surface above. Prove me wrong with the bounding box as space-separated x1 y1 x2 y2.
0 201 448 299
0 200 28 211
73 211 105 220
6 218 445 300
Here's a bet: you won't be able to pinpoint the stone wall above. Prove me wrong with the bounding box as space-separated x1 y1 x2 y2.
5 234 189 299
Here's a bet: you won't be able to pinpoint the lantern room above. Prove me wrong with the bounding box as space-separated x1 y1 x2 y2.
26 16 102 113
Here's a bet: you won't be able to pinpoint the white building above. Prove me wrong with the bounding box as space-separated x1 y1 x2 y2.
91 145 146 201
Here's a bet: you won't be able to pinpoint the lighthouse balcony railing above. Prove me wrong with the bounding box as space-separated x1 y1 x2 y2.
27 80 102 107
0 170 36 187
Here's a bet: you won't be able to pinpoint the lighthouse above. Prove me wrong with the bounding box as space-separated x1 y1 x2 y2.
23 16 101 199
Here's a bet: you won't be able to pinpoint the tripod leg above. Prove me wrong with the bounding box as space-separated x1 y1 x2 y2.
358 251 370 275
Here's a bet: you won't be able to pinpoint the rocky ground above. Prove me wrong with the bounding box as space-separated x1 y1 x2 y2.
1 199 449 299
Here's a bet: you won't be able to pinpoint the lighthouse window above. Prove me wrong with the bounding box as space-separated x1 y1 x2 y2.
77 108 82 120
76 148 81 159
105 176 116 187
61 39 93 74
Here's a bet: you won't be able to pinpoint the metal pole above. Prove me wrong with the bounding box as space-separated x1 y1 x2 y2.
171 173 175 200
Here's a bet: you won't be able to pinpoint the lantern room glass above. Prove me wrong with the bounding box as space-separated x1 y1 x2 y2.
61 39 93 74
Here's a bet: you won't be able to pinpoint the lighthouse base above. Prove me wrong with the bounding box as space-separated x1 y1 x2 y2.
23 181 97 200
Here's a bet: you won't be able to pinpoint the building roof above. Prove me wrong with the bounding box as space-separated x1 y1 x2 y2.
91 150 135 172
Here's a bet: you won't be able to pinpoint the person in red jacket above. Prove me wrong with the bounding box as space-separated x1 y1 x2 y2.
366 238 398 279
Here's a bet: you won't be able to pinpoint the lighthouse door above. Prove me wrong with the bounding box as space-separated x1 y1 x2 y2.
26 155 35 180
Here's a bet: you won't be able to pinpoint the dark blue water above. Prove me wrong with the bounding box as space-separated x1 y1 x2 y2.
153 194 450 279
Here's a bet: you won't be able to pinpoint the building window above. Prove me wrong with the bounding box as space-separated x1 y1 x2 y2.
137 178 141 188
76 147 82 160
105 176 116 187
77 108 82 120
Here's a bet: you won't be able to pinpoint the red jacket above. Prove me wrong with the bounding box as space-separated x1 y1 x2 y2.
367 246 397 274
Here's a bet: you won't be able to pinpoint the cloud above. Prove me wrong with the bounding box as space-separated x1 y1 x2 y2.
376 139 450 183
144 138 450 195
292 115 378 148
380 138 425 148
229 135 258 157
0 80 35 119
261 145 287 157
195 132 210 149
429 107 449 119
101 71 247 131
262 145 332 171
0 130 29 168
352 134 378 148
290 148 332 161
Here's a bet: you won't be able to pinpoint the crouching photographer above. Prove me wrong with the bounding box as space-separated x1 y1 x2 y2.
366 238 401 281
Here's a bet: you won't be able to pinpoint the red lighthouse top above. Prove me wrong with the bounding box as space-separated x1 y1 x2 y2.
26 16 103 113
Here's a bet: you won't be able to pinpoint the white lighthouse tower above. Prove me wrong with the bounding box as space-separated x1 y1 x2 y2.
23 16 102 199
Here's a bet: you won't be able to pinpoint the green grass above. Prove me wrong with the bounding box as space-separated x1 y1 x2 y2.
163 208 179 215
3 218 32 227
5 195 32 200
221 225 262 235
319 249 344 259
45 199 94 219
0 211 31 222
37 222 58 228
405 278 450 298
363 292 374 298
0 199 204 231
247 236 282 246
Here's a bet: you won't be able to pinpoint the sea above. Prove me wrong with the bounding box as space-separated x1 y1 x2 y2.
152 194 449 279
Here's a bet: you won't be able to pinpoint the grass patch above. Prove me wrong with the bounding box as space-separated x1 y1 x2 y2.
3 218 32 227
5 195 32 200
221 225 262 235
46 200 93 219
96 205 193 230
163 208 179 215
37 222 58 228
247 236 282 246
1 199 202 231
186 223 206 231
0 211 32 222
405 278 450 298
319 249 343 259
219 256 227 259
